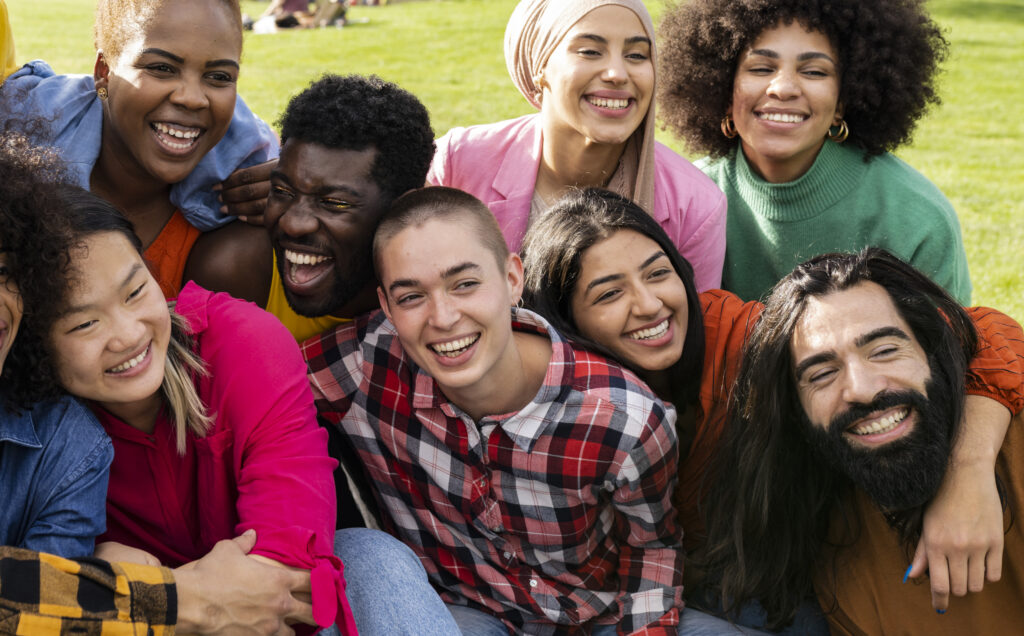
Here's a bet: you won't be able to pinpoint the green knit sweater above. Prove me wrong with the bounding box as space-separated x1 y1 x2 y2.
699 141 971 304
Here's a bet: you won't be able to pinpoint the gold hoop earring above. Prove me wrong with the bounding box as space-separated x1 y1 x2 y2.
720 114 738 139
828 119 849 143
96 87 108 100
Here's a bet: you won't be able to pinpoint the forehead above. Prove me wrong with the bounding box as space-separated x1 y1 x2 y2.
120 0 241 58
67 232 142 290
565 5 647 39
379 218 500 284
277 141 379 190
748 21 837 58
790 282 920 362
580 229 660 274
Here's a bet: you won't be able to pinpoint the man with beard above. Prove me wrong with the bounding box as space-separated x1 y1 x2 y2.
700 248 1024 635
186 74 435 342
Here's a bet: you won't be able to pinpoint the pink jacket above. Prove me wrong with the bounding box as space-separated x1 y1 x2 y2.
427 114 727 291
97 282 355 634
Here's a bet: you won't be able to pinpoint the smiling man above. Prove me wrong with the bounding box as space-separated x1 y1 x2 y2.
302 187 735 635
702 248 1024 635
186 74 435 342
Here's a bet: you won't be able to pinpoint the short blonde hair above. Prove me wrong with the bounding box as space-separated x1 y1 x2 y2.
94 0 242 63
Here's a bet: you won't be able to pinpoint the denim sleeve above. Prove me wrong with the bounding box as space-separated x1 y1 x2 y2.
21 399 113 558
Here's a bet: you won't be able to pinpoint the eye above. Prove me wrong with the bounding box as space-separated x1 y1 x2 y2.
145 62 176 75
871 345 899 359
126 282 146 302
453 280 480 292
395 292 423 306
322 198 352 211
577 48 601 58
807 367 836 384
626 51 649 62
67 319 97 334
648 267 671 280
594 288 621 304
269 184 293 199
802 68 830 78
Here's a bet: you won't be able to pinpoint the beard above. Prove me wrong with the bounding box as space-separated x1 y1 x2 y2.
801 374 958 513
275 244 374 318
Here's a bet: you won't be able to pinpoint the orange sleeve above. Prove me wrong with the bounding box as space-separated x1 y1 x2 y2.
966 307 1024 415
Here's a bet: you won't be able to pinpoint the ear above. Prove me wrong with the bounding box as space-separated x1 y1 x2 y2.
833 102 844 124
377 286 393 323
93 52 110 91
505 252 525 306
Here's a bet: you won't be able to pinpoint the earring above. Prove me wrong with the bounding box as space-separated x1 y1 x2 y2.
96 87 108 100
720 114 738 139
828 119 849 143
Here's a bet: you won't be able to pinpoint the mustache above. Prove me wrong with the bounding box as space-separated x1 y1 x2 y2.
828 389 929 435
271 234 333 254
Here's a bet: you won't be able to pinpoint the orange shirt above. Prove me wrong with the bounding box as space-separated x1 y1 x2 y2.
143 210 200 298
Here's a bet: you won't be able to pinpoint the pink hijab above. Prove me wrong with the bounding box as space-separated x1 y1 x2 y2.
503 0 657 213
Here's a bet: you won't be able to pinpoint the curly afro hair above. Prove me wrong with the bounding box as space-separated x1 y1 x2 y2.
657 0 948 158
278 74 435 204
0 134 73 409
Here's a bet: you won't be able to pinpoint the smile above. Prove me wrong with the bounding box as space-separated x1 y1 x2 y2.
757 112 807 123
285 249 334 286
152 122 201 151
107 344 150 374
849 408 909 436
586 96 631 110
430 334 479 358
627 318 669 341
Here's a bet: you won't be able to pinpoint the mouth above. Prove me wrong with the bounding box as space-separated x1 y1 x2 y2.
429 334 480 358
847 408 910 437
756 111 808 124
284 248 334 288
627 318 670 341
585 95 632 111
151 122 203 154
106 343 151 374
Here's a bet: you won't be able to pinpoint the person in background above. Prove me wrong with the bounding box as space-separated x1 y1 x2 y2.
428 0 726 292
701 249 1023 634
0 0 277 297
658 0 970 303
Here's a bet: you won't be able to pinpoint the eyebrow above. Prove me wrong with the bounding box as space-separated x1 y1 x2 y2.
140 47 240 70
793 326 912 379
387 261 480 295
59 262 145 317
748 48 836 64
583 250 667 294
572 33 652 47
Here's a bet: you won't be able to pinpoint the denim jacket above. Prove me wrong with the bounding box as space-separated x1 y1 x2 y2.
0 394 112 558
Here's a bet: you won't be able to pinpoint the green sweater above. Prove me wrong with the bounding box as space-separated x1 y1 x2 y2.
699 141 971 304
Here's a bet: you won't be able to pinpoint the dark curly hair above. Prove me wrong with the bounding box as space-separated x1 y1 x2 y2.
278 74 435 205
0 134 73 409
657 0 948 158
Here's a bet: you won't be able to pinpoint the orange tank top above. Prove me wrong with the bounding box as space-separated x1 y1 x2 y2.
143 210 201 298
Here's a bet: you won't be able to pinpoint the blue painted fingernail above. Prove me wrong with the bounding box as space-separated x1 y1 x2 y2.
937 609 946 615
902 565 912 583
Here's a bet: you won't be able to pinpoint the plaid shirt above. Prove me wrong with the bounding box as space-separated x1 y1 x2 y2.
0 546 174 635
304 308 683 635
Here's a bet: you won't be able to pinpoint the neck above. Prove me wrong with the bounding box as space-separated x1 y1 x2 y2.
638 368 673 400
537 117 626 203
445 330 552 422
100 393 164 434
741 139 825 184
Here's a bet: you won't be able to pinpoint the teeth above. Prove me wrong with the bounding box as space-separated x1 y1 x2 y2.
153 122 200 139
628 319 669 341
285 250 330 266
587 96 629 110
850 409 908 436
430 335 479 357
108 346 148 373
758 112 806 123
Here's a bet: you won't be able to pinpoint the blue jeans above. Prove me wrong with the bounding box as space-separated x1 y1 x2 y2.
323 528 461 635
446 604 771 635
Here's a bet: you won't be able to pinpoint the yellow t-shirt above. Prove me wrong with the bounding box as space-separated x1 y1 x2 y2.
264 251 349 343
1 1 17 81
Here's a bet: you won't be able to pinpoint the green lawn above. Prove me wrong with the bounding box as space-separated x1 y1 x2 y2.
7 0 1023 320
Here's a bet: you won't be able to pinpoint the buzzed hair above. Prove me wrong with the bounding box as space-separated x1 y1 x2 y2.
373 187 509 282
94 0 242 63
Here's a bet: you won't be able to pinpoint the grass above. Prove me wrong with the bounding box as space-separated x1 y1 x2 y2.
7 0 1023 320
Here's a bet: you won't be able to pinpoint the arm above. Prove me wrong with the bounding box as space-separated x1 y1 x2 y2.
911 307 1024 610
612 404 684 635
183 220 273 306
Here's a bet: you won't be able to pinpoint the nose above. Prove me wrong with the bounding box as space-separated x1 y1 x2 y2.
276 197 319 238
632 284 663 318
601 54 629 85
766 70 800 100
108 309 147 354
169 73 210 110
840 359 887 406
427 294 460 331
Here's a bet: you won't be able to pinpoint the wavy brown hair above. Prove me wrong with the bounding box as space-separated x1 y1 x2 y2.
657 0 948 158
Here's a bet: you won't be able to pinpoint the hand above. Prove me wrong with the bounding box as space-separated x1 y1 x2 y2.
216 159 276 225
94 541 161 566
174 529 314 635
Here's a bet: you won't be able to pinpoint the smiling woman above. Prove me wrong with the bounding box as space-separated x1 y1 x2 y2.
427 0 726 293
0 0 277 297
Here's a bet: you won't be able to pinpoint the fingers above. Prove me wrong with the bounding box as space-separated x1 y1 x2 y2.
928 552 950 613
908 539 928 579
220 159 277 190
985 536 1004 583
230 528 258 553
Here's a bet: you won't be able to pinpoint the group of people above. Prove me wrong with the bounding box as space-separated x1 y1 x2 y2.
1 0 1021 635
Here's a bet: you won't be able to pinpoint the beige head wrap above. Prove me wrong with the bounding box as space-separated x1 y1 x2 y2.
504 0 657 213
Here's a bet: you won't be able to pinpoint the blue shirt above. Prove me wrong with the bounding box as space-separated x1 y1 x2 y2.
0 394 112 558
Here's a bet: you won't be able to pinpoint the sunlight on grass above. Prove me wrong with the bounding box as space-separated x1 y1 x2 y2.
7 0 1022 319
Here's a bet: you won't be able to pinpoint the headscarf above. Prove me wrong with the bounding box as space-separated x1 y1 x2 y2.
504 0 657 213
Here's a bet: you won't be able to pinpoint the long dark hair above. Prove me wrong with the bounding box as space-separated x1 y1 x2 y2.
521 188 704 405
701 247 976 628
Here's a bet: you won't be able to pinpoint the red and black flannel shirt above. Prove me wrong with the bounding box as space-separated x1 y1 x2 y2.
304 308 683 635
0 546 175 634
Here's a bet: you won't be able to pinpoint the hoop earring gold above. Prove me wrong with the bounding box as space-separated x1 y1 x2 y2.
720 114 738 139
96 87 108 100
828 119 849 143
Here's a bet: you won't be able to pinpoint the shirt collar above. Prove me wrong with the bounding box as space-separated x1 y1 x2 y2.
0 402 42 449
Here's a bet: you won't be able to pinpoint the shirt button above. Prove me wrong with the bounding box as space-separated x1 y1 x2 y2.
529 579 538 588
503 551 512 559
492 526 501 533
478 478 487 488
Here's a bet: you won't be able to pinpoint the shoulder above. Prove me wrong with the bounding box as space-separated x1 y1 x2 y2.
862 152 955 212
567 345 674 429
303 310 401 391
23 396 112 468
434 114 538 163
